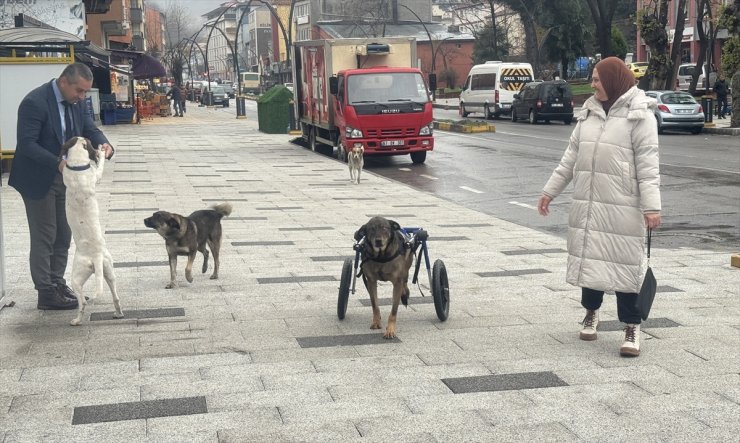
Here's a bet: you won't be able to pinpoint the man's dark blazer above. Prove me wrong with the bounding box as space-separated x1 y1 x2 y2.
9 80 111 200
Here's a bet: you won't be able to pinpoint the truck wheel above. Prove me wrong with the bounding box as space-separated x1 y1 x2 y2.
529 110 537 124
460 104 469 117
410 151 426 164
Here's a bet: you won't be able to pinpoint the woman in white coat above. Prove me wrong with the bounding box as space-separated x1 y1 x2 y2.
538 57 662 357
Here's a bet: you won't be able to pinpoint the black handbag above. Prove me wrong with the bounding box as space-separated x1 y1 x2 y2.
637 229 656 320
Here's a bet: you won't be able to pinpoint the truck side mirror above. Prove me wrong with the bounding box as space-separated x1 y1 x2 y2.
329 76 338 95
428 73 437 93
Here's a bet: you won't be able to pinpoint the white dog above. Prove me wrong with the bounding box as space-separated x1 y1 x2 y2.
61 137 123 326
348 145 364 184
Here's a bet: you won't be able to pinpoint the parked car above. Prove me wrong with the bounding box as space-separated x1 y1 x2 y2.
199 85 229 107
222 82 235 98
627 62 649 79
645 90 704 134
511 80 574 125
677 63 717 92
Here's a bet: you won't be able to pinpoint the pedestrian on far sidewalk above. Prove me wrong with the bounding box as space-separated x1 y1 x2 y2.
167 83 183 117
713 74 729 119
537 57 662 357
180 84 188 115
8 62 115 310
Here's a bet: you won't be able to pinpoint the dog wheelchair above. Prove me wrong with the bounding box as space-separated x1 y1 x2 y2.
337 227 450 322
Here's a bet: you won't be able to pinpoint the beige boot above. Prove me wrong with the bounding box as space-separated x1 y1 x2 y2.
579 309 599 341
620 324 641 357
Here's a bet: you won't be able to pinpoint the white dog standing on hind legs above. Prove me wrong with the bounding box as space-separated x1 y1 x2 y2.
61 137 123 325
348 145 364 184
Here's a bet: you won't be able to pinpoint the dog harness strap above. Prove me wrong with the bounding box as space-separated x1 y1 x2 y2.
65 164 91 171
361 233 408 264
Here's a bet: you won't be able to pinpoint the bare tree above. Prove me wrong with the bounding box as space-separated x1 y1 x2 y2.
690 0 722 94
584 0 618 57
667 0 688 89
638 0 686 91
158 0 199 84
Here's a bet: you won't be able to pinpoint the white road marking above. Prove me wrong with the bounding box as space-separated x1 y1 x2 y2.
398 167 412 172
509 201 538 210
460 186 484 194
420 174 438 180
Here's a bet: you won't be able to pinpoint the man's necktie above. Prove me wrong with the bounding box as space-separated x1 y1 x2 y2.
63 101 73 141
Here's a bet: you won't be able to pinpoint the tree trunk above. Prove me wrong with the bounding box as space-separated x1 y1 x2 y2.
585 0 613 57
637 1 670 91
666 0 688 90
520 13 540 76
561 55 568 79
690 0 710 94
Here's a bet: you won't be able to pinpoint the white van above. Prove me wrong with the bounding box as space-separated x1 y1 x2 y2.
677 63 717 93
459 61 534 119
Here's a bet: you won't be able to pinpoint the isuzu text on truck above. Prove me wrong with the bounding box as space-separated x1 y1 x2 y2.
293 37 436 164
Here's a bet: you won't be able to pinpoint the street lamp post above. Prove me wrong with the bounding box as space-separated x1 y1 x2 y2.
398 4 438 100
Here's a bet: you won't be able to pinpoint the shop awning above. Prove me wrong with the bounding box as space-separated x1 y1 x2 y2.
132 53 166 79
0 27 110 57
109 49 167 79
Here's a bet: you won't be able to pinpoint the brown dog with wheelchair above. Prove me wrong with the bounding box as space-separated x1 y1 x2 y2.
355 216 416 338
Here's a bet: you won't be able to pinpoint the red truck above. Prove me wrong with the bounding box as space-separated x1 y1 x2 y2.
293 37 435 164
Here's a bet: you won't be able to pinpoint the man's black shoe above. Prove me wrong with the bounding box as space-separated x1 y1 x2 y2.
37 288 78 310
57 284 89 302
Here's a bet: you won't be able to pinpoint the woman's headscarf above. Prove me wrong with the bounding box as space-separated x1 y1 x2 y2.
594 57 636 113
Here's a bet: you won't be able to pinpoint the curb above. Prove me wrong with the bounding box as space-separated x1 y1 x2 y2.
703 126 740 136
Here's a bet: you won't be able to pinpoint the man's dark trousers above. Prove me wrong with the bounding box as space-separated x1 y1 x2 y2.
21 174 71 291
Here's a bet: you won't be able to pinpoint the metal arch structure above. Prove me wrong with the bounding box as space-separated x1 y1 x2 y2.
205 24 239 84
213 0 294 96
398 4 438 99
203 5 237 94
178 36 206 86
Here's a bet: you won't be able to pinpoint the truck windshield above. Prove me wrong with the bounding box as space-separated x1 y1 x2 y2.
347 73 430 105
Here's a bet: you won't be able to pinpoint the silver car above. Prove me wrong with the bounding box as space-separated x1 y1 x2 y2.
645 91 704 134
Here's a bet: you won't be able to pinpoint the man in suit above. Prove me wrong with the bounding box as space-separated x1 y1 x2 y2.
9 63 115 310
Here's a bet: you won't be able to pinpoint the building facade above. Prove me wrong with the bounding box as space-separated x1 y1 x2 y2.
635 0 730 72
86 0 135 50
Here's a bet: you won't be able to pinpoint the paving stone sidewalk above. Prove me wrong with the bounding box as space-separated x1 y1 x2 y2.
0 105 738 442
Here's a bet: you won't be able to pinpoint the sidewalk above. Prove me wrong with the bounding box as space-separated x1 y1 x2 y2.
0 105 738 442
433 98 740 136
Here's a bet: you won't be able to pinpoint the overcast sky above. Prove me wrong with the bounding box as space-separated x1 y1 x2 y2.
148 0 227 20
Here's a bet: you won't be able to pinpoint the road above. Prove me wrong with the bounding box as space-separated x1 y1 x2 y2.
221 100 740 251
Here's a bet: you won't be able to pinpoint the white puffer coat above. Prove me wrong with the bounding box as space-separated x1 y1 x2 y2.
543 86 661 293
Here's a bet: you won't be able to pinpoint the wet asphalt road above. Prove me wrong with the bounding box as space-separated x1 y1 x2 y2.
227 100 740 251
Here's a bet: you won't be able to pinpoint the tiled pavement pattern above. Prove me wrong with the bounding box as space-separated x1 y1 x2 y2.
0 105 738 442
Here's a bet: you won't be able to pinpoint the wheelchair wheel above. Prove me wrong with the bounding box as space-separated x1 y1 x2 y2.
431 259 449 321
337 258 353 319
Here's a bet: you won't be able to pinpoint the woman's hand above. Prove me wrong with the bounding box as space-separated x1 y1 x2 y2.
538 195 552 216
644 212 661 229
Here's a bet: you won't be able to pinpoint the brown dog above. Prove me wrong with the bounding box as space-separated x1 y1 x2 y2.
144 203 232 288
355 216 413 338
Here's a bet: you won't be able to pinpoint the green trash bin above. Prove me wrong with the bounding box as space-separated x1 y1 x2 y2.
257 85 293 134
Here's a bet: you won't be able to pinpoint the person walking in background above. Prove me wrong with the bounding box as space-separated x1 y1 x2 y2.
713 74 729 119
537 57 662 357
8 62 115 310
180 84 188 115
167 83 183 117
